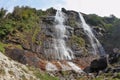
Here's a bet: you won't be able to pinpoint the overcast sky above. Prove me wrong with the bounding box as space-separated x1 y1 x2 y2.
0 0 120 17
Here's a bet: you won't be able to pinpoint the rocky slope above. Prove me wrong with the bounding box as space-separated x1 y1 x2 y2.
0 52 38 80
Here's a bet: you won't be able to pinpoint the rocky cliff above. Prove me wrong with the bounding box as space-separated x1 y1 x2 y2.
4 8 100 59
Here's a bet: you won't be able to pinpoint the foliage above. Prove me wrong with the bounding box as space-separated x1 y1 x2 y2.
34 71 59 80
0 6 41 39
0 42 22 53
71 35 85 47
107 20 120 48
32 26 40 42
84 14 104 26
0 8 7 18
0 42 6 53
8 70 14 75
78 72 120 80
84 13 120 51
0 68 5 75
28 66 59 80
84 14 119 31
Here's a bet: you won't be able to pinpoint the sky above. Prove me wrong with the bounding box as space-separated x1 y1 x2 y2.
0 0 120 17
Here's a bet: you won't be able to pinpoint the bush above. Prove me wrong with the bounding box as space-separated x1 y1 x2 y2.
0 42 5 53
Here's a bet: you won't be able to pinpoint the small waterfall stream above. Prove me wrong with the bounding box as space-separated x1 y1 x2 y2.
53 10 74 60
78 13 106 56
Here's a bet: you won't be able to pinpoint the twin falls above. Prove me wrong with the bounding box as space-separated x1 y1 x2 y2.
43 9 106 60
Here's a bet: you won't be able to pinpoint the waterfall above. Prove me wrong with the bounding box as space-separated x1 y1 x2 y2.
53 10 74 60
78 13 106 56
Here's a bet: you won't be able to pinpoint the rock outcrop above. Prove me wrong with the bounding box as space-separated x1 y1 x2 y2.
0 52 38 80
90 57 108 73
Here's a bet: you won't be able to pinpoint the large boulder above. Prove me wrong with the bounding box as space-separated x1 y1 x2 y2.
90 57 108 73
5 48 43 66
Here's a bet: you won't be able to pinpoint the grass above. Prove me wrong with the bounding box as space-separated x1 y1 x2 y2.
8 70 14 75
0 68 5 75
77 72 120 80
34 71 59 80
28 66 59 80
0 42 6 53
32 26 40 43
21 75 27 80
0 41 23 53
71 35 85 47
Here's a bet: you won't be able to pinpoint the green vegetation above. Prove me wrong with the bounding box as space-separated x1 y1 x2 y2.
8 70 14 75
0 42 6 53
0 6 44 39
69 19 77 27
71 35 85 47
0 42 22 53
84 14 119 30
91 73 120 80
0 68 5 75
32 26 42 45
84 13 120 53
21 75 27 80
28 66 59 80
77 72 120 80
34 71 59 80
0 7 56 52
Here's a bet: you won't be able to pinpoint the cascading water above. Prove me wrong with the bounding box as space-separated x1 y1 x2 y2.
53 10 74 60
45 11 82 72
78 13 106 56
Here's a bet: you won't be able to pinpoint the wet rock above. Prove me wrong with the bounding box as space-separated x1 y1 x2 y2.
74 27 85 37
42 16 55 24
5 48 42 66
90 57 108 73
5 48 25 63
93 27 105 37
61 8 67 13
112 66 120 72
66 26 74 37
46 7 57 16
109 51 120 64
41 23 56 38
93 27 105 33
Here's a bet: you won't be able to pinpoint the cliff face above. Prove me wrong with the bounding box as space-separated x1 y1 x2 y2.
2 8 94 72
0 7 107 70
4 8 97 59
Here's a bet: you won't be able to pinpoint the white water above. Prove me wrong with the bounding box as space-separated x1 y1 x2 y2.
45 61 83 73
53 10 74 60
46 62 58 71
67 62 83 73
78 13 106 56
57 61 72 71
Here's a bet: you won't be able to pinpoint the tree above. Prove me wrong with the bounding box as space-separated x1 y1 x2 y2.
0 8 7 18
